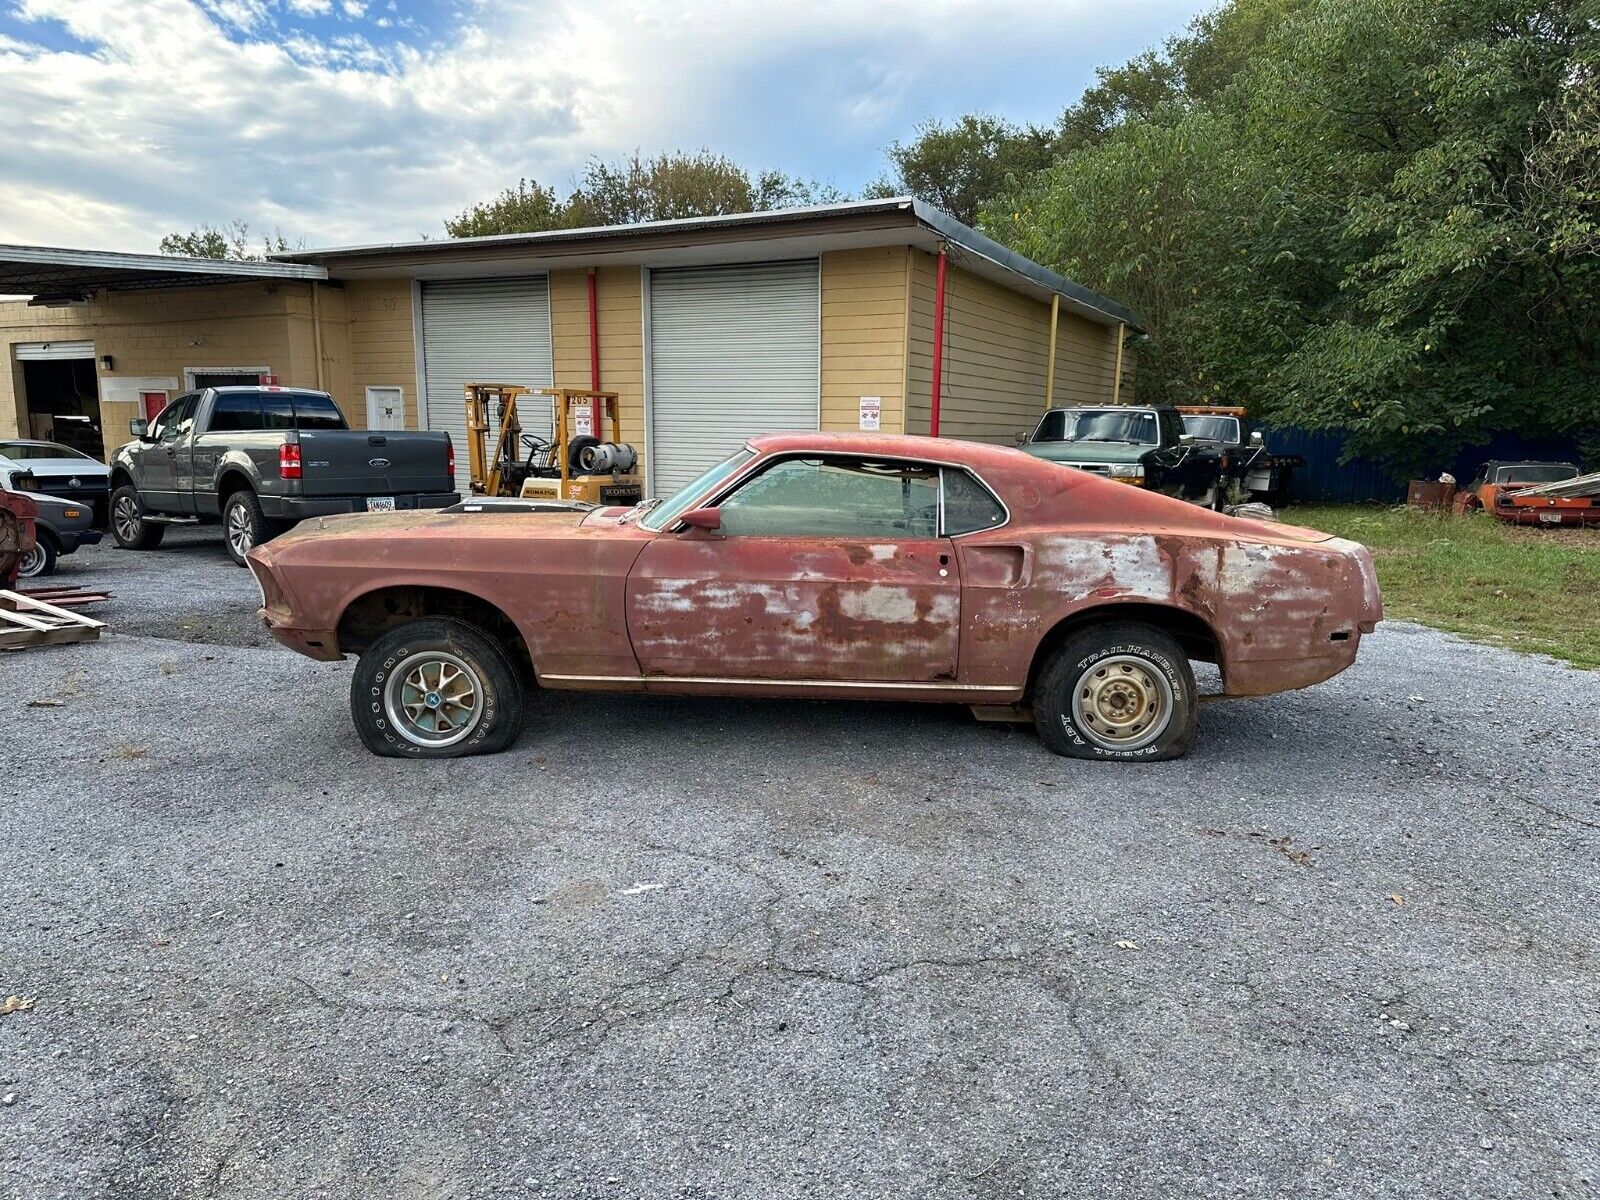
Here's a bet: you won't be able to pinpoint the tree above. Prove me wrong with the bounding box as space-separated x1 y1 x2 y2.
445 151 842 237
986 0 1600 475
866 115 1059 224
159 220 298 260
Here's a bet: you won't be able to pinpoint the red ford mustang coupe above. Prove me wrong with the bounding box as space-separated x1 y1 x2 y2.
248 432 1382 761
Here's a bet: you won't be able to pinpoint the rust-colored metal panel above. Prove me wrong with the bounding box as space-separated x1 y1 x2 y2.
250 431 1383 705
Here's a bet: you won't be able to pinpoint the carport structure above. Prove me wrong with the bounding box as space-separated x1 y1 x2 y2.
0 245 326 460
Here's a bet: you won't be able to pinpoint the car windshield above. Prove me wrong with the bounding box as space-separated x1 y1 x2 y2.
1495 464 1578 484
1181 416 1241 443
0 441 92 461
1034 409 1158 446
639 449 757 531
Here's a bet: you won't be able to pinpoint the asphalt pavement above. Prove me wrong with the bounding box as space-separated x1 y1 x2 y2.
3 527 1597 1199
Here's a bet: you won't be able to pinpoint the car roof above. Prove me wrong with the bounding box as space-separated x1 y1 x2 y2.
746 431 1047 472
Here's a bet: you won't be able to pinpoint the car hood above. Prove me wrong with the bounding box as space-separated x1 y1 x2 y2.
5 458 110 477
1024 441 1149 465
269 507 595 551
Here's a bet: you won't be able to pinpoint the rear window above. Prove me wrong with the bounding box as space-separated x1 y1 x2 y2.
292 393 346 431
0 441 92 461
234 391 346 432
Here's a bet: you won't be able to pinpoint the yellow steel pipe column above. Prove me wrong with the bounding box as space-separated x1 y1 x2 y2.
1110 321 1127 405
1043 293 1060 409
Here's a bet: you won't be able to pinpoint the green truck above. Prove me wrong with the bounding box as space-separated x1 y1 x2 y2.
1021 405 1227 507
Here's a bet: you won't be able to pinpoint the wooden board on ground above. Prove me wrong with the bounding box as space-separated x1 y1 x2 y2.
0 589 108 650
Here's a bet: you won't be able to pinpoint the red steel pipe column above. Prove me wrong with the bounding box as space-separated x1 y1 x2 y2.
587 268 601 435
929 246 948 438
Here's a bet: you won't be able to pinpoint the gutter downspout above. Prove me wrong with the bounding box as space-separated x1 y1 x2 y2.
929 246 948 438
1044 293 1060 409
587 269 601 437
310 282 325 392
1110 321 1126 405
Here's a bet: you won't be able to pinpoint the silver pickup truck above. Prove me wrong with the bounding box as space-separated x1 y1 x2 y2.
109 386 457 565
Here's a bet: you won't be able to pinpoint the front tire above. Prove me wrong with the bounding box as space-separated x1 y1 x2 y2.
17 534 56 578
350 617 525 758
110 486 165 550
1034 622 1198 760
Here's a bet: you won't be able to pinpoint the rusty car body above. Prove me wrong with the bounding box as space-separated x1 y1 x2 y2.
0 484 38 590
1452 461 1600 527
248 433 1383 761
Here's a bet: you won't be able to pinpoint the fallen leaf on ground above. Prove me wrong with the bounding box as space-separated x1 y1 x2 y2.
1388 893 1406 906
1113 940 1139 951
1 996 36 1015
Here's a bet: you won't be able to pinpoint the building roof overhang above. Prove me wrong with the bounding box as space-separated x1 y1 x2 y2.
274 198 1144 332
0 244 328 304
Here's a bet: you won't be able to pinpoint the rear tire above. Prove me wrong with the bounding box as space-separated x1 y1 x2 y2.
349 617 525 758
1034 622 1197 761
222 488 282 567
17 533 56 578
110 486 165 550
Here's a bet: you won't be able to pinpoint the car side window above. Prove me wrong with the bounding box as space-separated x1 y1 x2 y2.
716 457 939 538
152 394 197 442
942 469 1006 535
208 392 264 433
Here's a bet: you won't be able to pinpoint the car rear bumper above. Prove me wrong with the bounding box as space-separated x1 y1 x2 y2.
262 492 460 520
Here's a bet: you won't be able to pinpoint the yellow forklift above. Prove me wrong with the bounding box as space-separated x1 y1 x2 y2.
462 383 643 506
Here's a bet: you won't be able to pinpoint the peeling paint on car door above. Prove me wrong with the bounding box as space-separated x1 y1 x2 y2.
625 533 962 681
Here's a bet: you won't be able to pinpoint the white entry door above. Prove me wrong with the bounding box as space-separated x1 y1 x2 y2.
366 386 405 430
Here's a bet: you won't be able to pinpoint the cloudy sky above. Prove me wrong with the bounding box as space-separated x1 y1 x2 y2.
0 0 1206 253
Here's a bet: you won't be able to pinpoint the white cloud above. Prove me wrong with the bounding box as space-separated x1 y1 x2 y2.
340 0 365 17
0 0 1205 251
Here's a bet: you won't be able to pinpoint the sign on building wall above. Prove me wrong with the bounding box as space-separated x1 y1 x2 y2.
858 396 881 432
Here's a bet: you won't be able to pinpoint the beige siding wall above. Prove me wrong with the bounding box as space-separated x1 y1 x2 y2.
0 282 316 460
344 279 418 430
549 266 646 471
818 247 908 436
903 252 1124 442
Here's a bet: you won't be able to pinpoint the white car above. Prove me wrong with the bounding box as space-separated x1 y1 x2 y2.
0 439 111 527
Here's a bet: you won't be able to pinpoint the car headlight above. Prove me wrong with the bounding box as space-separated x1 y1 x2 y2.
1110 464 1146 483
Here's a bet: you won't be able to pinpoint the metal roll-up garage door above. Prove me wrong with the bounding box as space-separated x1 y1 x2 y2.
648 260 819 496
420 277 553 492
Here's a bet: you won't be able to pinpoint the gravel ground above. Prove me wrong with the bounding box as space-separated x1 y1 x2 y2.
3 528 1598 1199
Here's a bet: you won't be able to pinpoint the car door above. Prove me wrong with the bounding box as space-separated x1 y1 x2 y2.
140 393 197 512
626 455 962 682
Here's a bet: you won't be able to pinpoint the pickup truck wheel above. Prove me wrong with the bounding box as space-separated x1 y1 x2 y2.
1034 622 1197 761
110 486 165 550
350 617 524 759
222 489 280 566
17 533 56 578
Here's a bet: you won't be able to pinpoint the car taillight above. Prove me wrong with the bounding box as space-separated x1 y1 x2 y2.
279 443 302 479
446 439 455 479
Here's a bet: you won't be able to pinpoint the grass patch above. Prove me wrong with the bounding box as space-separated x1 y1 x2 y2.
1289 504 1600 670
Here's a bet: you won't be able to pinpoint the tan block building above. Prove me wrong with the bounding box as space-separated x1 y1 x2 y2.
0 200 1139 496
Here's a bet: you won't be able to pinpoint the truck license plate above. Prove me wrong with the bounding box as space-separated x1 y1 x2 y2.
1538 511 1563 524
366 496 396 512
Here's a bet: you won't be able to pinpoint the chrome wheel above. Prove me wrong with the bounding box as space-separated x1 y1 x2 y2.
1070 654 1174 752
17 544 45 578
382 651 484 748
113 495 141 543
226 500 254 559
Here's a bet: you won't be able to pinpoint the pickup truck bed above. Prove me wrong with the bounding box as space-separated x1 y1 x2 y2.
110 386 457 564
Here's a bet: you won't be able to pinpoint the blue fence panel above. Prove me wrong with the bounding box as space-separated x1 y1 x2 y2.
1259 426 1589 504
1259 426 1401 504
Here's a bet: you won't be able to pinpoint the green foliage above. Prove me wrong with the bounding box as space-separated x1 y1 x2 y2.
446 151 842 237
985 0 1600 477
866 115 1059 224
159 220 298 260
